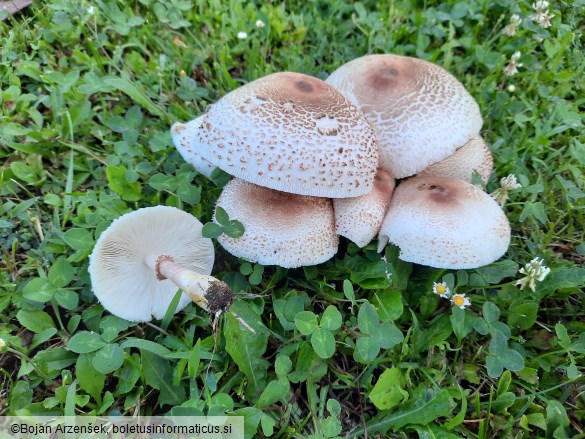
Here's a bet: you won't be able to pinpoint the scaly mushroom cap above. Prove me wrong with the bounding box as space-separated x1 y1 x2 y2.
192 72 378 198
171 116 217 178
326 54 483 178
88 206 215 322
377 176 510 269
216 178 338 268
334 168 396 247
418 136 493 184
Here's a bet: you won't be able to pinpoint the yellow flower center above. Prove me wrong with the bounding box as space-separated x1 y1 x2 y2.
453 295 465 306
436 285 446 294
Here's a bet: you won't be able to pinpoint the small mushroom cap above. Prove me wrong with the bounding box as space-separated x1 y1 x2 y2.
377 176 510 269
326 54 483 178
215 178 339 268
418 136 493 184
171 117 217 178
334 168 396 247
88 206 215 322
195 72 378 198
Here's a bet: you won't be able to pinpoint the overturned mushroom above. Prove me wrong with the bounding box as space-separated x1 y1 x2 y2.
326 54 483 179
215 178 338 268
88 206 233 322
377 176 510 269
173 72 378 198
334 168 395 247
418 136 493 184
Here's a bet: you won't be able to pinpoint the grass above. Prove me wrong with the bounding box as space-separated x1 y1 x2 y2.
1 0 584 437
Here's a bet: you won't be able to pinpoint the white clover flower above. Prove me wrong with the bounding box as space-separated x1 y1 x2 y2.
531 1 554 28
256 20 265 28
490 174 522 206
532 10 554 28
87 5 95 14
490 188 510 206
502 14 522 36
237 31 248 40
503 51 523 76
515 257 551 292
451 293 471 309
432 282 451 299
533 1 550 11
501 174 522 190
538 11 554 28
507 84 516 92
0 338 5 349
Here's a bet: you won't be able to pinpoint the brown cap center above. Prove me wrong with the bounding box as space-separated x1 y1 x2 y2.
417 182 459 205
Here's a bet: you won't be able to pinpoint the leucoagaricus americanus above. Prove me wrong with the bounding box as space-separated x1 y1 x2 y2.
214 178 338 268
325 54 483 179
377 176 511 269
333 168 395 247
170 116 217 178
88 206 233 322
418 136 493 184
171 72 378 198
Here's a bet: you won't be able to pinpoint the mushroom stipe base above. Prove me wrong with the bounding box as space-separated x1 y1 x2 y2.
152 254 234 315
151 254 252 334
205 280 234 314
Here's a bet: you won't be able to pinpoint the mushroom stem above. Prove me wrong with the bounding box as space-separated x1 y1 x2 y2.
144 254 234 315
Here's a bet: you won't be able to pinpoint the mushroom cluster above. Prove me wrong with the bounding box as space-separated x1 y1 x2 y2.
171 54 511 270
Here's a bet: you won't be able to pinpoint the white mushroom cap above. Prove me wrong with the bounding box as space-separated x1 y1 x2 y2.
171 117 217 178
88 206 215 322
194 72 378 198
334 168 395 247
215 178 338 268
418 136 493 184
377 176 510 269
326 54 483 179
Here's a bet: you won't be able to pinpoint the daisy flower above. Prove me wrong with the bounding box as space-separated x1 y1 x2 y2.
451 293 471 309
256 20 265 28
237 31 248 40
433 282 451 299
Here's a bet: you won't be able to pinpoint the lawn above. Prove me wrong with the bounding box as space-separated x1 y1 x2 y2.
1 0 584 437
